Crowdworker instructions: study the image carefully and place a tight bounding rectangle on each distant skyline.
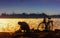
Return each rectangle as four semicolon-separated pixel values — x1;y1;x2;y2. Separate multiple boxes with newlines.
0;0;60;15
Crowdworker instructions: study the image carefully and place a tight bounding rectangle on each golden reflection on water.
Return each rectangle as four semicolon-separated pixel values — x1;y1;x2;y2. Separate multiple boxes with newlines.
0;18;59;32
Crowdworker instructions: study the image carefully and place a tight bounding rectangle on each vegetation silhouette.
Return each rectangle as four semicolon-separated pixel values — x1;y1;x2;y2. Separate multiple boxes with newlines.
1;13;60;18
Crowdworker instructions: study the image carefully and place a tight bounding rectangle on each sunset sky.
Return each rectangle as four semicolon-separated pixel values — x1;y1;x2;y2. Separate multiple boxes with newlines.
0;0;60;15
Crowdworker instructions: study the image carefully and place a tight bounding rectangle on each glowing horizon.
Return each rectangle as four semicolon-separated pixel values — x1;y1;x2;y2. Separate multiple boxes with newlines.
0;18;59;32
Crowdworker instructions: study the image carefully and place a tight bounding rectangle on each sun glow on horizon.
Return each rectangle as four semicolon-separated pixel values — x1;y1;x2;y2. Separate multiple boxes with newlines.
0;18;43;32
0;18;59;32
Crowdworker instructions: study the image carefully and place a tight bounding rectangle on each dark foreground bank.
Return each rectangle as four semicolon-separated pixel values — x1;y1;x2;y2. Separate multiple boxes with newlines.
0;30;60;38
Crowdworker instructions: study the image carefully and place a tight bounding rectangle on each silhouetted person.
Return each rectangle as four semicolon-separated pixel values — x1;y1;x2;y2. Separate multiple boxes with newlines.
18;22;30;32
